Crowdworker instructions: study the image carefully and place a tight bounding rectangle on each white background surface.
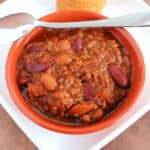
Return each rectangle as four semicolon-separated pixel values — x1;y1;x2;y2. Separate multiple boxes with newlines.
0;0;150;150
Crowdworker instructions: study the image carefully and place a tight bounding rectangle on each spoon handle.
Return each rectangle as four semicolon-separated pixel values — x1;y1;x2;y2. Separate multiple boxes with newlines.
34;11;150;28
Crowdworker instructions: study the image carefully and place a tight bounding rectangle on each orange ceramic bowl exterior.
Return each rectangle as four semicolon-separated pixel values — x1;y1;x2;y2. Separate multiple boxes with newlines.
6;10;145;134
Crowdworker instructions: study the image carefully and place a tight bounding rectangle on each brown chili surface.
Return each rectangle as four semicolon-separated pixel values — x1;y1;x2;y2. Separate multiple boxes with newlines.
17;28;132;125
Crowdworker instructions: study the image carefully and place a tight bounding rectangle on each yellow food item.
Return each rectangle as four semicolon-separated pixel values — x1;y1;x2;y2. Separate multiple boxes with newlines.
57;0;106;12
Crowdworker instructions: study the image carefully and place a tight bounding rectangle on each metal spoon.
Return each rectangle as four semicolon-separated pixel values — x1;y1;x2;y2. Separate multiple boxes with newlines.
0;11;150;43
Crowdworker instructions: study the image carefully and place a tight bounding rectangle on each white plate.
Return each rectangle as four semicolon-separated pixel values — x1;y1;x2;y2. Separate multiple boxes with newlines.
0;0;150;150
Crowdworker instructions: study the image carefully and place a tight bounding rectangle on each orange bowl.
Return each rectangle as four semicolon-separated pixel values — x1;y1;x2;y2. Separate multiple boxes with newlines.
6;10;145;134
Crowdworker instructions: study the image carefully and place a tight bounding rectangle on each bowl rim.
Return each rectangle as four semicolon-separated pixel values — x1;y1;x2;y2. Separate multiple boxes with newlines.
5;10;145;134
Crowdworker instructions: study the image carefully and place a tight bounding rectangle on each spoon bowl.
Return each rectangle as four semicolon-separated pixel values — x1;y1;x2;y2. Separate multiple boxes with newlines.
0;13;35;28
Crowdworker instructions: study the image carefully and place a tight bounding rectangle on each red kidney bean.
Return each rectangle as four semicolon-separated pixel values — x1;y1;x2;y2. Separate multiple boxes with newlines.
25;62;49;73
83;83;95;100
108;64;129;88
74;38;83;53
27;44;43;53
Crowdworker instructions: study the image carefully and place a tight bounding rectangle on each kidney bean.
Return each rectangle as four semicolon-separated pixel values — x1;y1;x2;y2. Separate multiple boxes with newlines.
83;83;95;100
108;64;129;88
28;45;43;52
74;38;83;53
25;62;49;73
27;43;44;52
